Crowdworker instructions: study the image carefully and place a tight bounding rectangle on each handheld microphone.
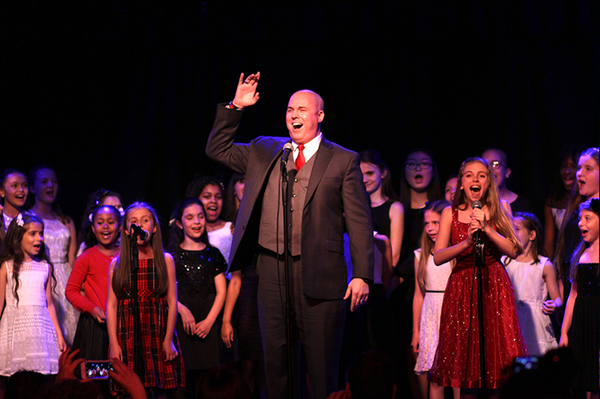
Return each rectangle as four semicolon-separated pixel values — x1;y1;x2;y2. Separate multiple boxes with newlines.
281;142;294;165
130;224;149;241
471;200;482;242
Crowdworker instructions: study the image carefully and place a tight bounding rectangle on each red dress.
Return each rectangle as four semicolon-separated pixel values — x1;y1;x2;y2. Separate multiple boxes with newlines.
117;258;185;389
429;208;527;389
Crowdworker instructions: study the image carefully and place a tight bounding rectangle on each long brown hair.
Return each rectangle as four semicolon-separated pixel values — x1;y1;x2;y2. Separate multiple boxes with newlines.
25;165;72;226
454;157;523;255
505;212;545;266
359;149;400;202
417;200;451;293
0;213;54;305
111;202;169;297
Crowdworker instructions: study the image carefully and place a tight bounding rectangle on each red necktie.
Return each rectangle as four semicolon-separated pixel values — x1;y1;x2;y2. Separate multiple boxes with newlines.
295;144;306;171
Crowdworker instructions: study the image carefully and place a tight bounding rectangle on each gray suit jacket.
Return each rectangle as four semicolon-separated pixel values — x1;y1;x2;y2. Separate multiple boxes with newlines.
206;104;374;300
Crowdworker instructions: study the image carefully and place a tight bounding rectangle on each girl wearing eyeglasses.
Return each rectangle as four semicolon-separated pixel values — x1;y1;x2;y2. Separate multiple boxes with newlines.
391;149;443;399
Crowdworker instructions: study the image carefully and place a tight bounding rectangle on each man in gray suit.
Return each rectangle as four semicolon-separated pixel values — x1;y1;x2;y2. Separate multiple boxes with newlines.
206;72;374;399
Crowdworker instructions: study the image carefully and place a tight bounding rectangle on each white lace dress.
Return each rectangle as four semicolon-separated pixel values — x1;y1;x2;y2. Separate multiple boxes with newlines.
43;218;80;347
2;213;14;232
414;249;453;373
208;221;233;264
0;260;60;376
503;256;558;356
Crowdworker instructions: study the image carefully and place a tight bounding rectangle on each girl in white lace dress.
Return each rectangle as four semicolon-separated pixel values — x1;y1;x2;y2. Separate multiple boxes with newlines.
503;213;561;356
0;213;66;381
28;166;79;347
412;200;458;399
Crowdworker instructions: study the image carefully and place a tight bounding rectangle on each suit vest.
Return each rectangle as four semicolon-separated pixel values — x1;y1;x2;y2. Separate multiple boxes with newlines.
258;149;316;256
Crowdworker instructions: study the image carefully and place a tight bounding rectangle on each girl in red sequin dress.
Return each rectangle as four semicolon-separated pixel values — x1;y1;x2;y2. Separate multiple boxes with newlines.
429;158;527;395
107;202;184;397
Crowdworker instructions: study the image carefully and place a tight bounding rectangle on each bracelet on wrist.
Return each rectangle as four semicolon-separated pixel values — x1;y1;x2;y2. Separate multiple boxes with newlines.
225;101;242;110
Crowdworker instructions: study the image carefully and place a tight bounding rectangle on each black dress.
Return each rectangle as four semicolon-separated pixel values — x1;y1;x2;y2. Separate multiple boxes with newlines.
175;247;227;370
569;263;599;392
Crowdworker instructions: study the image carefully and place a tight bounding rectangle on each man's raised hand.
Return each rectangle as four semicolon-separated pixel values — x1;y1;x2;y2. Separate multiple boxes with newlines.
232;72;261;109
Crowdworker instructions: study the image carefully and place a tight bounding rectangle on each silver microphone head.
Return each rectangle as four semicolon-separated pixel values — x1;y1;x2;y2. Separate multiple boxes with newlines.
472;200;483;210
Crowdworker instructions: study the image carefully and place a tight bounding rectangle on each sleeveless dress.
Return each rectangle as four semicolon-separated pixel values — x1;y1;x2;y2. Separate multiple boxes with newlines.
429;208;527;389
207;222;233;264
175;247;226;370
414;249;453;373
568;263;599;393
116;258;185;389
2;213;14;232
43;218;80;347
0;260;60;376
503;256;558;356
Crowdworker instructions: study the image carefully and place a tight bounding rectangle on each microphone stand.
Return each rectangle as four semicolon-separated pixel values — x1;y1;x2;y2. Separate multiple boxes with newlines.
474;231;488;399
281;157;294;399
129;230;145;382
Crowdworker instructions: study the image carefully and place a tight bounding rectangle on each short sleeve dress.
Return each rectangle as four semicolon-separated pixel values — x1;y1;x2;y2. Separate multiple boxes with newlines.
175;247;227;370
429;208;527;389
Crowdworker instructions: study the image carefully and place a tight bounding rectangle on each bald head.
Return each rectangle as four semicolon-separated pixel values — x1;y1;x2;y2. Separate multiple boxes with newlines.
286;90;325;145
293;90;324;111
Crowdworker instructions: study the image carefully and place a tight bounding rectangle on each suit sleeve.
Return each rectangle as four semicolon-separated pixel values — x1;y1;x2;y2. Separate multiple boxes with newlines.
342;152;374;283
205;104;251;173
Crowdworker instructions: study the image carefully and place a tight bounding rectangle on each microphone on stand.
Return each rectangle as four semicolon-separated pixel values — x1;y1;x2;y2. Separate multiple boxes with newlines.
281;142;294;164
472;200;483;243
281;142;294;174
130;224;149;241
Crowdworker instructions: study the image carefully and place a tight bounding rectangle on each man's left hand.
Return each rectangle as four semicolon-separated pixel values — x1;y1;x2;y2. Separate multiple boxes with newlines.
344;278;369;312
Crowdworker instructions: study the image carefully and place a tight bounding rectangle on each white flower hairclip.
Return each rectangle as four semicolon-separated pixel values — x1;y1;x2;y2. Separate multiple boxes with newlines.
15;213;24;227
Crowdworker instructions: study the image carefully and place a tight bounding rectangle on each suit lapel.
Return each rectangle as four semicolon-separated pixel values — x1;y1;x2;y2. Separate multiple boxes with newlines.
245;139;288;203
304;139;333;208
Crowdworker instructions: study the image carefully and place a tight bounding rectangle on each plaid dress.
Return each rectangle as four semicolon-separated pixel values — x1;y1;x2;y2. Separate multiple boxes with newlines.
117;258;185;389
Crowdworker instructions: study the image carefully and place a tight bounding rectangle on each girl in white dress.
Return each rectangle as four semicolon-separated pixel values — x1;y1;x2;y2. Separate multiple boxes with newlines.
503;212;561;356
0;213;66;394
411;200;458;399
28;166;79;347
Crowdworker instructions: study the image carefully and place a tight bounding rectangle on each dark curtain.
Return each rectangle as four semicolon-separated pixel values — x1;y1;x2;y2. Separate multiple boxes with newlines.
2;0;598;225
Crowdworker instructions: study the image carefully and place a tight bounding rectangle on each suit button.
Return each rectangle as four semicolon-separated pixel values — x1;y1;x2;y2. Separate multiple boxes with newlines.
294;179;298;182
292;194;296;198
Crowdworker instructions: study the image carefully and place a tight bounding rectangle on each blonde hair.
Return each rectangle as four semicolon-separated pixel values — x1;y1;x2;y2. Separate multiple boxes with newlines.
417;200;451;293
111;202;169;297
454;157;523;255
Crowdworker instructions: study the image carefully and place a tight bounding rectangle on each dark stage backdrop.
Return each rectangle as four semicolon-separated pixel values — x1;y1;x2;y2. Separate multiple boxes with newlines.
2;1;598;231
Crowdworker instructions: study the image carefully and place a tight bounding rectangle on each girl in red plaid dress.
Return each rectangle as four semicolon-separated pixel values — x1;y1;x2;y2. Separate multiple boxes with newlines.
107;202;185;397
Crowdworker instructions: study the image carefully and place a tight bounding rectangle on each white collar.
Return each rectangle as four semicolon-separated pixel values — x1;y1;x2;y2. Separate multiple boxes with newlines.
292;132;322;163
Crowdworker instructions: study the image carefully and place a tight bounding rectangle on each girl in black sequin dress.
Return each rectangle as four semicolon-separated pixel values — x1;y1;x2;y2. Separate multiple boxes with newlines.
169;198;227;399
560;198;599;397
